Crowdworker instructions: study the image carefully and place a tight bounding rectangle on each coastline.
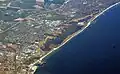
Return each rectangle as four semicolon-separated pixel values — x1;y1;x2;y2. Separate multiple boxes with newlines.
30;1;120;73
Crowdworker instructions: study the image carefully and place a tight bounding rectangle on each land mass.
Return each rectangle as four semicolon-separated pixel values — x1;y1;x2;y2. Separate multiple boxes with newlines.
0;0;120;74
30;2;120;73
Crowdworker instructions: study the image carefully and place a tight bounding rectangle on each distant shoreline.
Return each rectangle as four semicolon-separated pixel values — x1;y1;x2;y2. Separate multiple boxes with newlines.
30;1;120;73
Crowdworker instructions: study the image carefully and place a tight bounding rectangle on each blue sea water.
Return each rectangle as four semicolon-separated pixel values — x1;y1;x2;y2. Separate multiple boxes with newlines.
35;3;120;74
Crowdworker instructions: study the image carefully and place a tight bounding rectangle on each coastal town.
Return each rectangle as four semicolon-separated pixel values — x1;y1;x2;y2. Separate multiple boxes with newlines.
0;0;120;74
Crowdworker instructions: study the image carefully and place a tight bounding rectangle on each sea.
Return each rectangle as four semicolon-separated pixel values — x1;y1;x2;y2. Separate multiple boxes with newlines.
35;3;120;74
